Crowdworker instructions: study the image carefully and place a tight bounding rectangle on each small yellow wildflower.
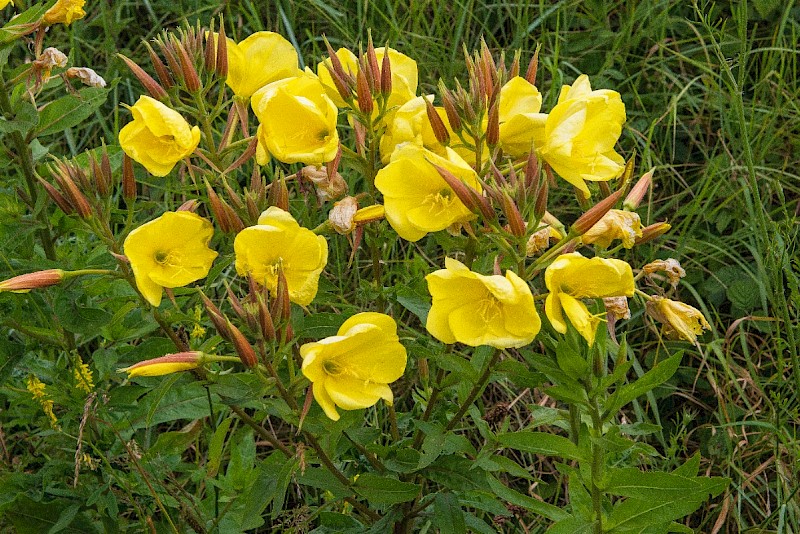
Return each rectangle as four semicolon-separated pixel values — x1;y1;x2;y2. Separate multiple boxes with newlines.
73;358;94;394
26;376;59;430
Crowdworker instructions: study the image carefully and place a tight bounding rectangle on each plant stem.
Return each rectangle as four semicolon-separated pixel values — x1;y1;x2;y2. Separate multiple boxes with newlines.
445;349;500;432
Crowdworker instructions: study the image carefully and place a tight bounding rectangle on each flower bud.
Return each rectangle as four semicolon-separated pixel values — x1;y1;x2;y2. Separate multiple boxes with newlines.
145;42;173;89
177;199;199;212
380;52;392;97
120;352;202;377
267;176;289;211
425;98;450;145
200;292;230;338
257;294;276;341
122;154;137;204
226;320;258;368
501;193;525;237
355;67;373;115
635;222;671;245
216;21;228;78
0;269;65;293
623;167;654;211
205;181;231;233
525;45;540;86
571;188;624;236
38;177;74;215
175;40;201;92
440;84;461;133
432;163;494;220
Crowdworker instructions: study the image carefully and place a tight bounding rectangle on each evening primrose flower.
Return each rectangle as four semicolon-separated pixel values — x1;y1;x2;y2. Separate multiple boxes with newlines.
301;312;407;421
545;253;634;345
498;76;546;159
0;0;13;9
374;144;481;242
251;74;339;165
581;209;642;249
646;297;711;343
318;46;418;111
119;96;201;177
426;258;541;348
224;31;301;99
234;207;328;306
538;74;626;198
42;0;85;26
124;212;218;307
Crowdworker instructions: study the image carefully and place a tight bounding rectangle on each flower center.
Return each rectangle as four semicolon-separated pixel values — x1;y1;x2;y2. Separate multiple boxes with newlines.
154;250;169;265
322;360;342;376
477;295;501;323
423;189;455;214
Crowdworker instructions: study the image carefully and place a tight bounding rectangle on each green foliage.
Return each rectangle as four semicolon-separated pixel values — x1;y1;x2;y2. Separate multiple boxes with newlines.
1;1;798;533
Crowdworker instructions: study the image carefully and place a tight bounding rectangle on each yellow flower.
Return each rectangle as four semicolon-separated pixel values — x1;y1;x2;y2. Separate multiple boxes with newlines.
234;207;328;306
119;95;201;177
426;258;540;348
538;74;626;198
121;352;203;377
318;46;418;111
498;76;546;159
42;0;85;26
646;297;711;343
379;96;448;163
0;0;13;9
124;212;218;307
374;144;481;242
581;209;643;249
301;312;407;421
73;358;94;394
545;253;634;345
251;74;339;165
224;31;301;98
26;376;59;430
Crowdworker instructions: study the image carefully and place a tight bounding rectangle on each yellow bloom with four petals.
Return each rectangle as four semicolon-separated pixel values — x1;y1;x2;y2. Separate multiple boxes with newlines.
119;95;201;177
426;258;541;348
251;74;339;165
374;144;481;242
379;96;448;163
544;253;634;345
301;312;407;421
497;76;545;159
0;0;14;10
224;31;302;99
124;212;218;307
234;207;328;306
538;74;626;198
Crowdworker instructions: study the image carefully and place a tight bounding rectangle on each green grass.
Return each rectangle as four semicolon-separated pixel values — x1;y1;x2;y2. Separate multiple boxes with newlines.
1;0;798;532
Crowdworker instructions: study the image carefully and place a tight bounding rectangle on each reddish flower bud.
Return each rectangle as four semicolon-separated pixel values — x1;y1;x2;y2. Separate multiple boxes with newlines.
525;45;540;86
145;42;173;89
175;40;201;92
572;188;625;236
425;98;450;145
624;167;654;211
216;21;228;78
380;51;392;97
486;103;499;148
635;222;672;245
122;154;137;204
118;54;168;101
355;67;373;115
0;269;65;292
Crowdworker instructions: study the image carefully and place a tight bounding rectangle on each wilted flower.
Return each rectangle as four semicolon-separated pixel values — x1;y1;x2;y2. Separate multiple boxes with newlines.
124;212;218;307
42;0;85;26
374;144;481;242
497;76;545;158
538;75;626;198
301;165;348;202
251;74;339;165
603;296;631;320
581;209;642;249
66;67;107;88
121;352;203;377
646;297;711;343
119;96;201;176
545;253;634;345
426;258;541;348
301;312;407;421
526;223;562;256
224;31;301;98
234;207;328;306
643;258;686;288
32;48;68;80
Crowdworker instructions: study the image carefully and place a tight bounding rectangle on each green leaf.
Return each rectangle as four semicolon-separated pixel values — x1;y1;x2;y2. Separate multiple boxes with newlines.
546;516;595;534
496;431;584;461
353;473;420;505
485;474;568;522
206;418;232;477
35;87;110;137
5;497;99;534
0;3;50;44
604;352;683;418
396;286;431;323
0;100;38;135
556;338;589;379
432;492;466;534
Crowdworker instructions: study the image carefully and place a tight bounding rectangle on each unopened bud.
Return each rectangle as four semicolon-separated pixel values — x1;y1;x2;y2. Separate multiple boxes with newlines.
119;54;167;101
366;36;381;92
635;222;671;245
486;103;499;147
66;67;106;88
355;67;373;115
381;51;392;97
145;42;173;89
226;320;258;368
440;86;461;133
175;41;201;92
623;167;654;211
425;98;450;145
121;351;202;377
501;193;525;237
206;181;231;233
534;179;548;220
525;45;540;86
432;163;494;220
271;269;291;323
204;27;217;72
122;154;137;204
257;294;276;341
200;292;230;337
571;188;624;236
38;177;74;215
0;269;65;293
268;176;289;211
177;199;199;212
216;21;228;78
